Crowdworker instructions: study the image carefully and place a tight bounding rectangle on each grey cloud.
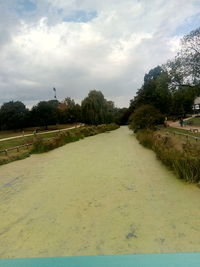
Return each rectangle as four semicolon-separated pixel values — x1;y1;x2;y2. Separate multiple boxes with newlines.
0;0;200;108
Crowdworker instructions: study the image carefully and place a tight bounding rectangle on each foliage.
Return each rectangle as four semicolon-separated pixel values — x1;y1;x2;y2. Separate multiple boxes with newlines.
0;90;123;131
0;101;29;130
129;105;165;131
131;67;171;115
81;90;116;125
0;151;30;166
58;97;81;123
136;129;200;183
128;28;200;119
165;28;200;88
30;100;59;129
31;123;119;153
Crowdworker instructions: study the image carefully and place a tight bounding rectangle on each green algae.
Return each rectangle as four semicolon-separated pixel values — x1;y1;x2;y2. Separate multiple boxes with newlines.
0;127;200;258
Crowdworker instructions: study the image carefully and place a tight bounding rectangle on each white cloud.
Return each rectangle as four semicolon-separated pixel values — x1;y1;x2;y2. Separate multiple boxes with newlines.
0;0;200;107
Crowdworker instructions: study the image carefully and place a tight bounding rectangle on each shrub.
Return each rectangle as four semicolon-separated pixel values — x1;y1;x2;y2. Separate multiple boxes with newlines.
136;129;200;183
129;105;165;132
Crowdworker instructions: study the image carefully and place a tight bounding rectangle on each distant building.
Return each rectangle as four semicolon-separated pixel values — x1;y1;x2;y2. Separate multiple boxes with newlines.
193;97;200;113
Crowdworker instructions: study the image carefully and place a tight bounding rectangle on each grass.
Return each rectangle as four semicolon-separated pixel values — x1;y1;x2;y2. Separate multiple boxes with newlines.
135;128;200;183
186;116;200;126
0;124;76;140
0;123;119;166
0;148;31;165
0;127;81;150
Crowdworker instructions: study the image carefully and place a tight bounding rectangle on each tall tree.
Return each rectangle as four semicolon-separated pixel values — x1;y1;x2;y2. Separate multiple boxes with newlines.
31;100;59;129
58;97;81;123
0;101;29;130
166;27;200;89
81;90;115;125
130;66;171;114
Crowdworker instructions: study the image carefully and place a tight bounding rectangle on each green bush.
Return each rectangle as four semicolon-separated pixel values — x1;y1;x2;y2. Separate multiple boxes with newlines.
129;105;165;132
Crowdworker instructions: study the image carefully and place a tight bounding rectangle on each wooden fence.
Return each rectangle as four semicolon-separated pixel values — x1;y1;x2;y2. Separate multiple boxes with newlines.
0;143;32;156
167;130;200;142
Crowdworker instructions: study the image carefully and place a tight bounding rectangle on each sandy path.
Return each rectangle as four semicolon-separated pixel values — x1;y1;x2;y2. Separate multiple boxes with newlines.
0;127;200;259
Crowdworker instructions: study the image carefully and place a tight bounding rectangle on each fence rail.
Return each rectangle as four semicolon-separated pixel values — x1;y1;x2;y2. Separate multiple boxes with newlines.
167;130;200;142
0;143;33;155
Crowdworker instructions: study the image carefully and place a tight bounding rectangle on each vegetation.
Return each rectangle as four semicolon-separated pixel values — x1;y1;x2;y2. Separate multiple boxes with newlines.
126;27;200;123
129;105;164;132
127;27;200;183
0;123;119;165
136;129;200;183
0;90;126;132
186;116;200;126
81;90;115;125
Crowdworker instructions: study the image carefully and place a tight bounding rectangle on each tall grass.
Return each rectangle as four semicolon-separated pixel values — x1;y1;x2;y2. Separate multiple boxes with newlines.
136;129;200;183
0;124;119;165
31;123;119;154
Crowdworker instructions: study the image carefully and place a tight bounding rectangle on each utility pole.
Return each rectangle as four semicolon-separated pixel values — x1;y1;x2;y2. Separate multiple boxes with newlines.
53;87;57;100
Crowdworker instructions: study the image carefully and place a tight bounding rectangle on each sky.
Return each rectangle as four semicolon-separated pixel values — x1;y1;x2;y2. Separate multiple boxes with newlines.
0;0;200;108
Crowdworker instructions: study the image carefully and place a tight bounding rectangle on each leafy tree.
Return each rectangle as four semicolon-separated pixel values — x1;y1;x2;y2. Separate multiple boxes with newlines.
58;97;81;123
106;100;116;123
131;66;171;114
180;27;200;82
129;105;165;132
170;86;197;116
31;100;59;129
81;90;114;125
166;27;200;89
0;101;29;130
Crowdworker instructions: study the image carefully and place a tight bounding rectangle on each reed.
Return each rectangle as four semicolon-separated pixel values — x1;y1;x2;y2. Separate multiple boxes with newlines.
136;129;200;183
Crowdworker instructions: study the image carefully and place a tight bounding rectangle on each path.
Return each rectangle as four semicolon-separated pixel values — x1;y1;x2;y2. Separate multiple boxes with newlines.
0;124;83;142
168;116;200;131
0;127;199;258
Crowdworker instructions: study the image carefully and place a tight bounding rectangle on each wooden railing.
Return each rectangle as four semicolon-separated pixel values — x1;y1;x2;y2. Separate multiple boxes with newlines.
167;130;200;142
0;143;32;156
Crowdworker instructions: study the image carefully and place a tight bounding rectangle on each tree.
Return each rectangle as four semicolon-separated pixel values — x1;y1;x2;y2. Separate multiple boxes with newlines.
180;27;200;82
0;101;29;130
129;105;165;132
166;27;200;89
31;100;59;129
170;86;197;116
58;97;81;123
130;66;171;114
81;90;115;125
114;107;129;125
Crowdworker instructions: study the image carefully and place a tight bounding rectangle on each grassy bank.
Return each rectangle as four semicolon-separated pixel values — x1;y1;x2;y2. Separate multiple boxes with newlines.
0;123;119;165
135;128;200;183
187;116;200;126
0;124;76;140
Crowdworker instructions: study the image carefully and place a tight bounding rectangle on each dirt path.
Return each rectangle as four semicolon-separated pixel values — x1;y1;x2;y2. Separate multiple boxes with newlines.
0;125;83;142
0;127;199;258
168;117;200;131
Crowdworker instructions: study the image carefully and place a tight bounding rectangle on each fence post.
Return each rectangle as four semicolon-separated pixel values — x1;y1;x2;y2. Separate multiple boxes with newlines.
4;149;7;156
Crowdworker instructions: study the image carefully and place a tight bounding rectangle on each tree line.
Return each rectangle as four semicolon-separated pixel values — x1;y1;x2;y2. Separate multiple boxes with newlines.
127;27;200;129
0;90;126;130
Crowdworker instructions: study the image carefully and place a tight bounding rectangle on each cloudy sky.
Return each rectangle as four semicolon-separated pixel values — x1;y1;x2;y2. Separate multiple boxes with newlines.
0;0;200;108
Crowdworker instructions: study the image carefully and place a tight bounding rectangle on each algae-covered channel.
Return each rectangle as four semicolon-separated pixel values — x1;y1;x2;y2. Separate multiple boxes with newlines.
0;127;200;258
